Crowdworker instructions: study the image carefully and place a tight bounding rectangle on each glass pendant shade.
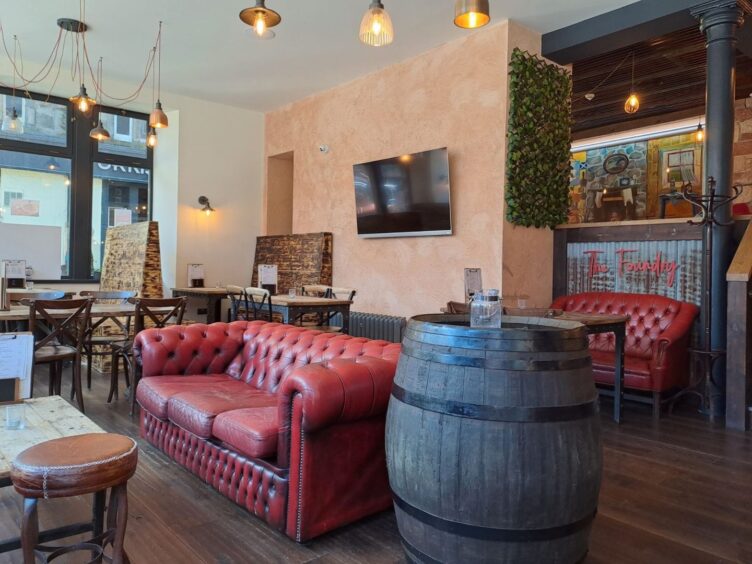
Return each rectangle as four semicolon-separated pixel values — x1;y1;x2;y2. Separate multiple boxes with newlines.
359;1;394;47
149;100;169;129
624;93;640;114
1;107;23;134
454;0;490;29
239;1;281;38
70;84;96;114
147;127;158;148
89;121;111;141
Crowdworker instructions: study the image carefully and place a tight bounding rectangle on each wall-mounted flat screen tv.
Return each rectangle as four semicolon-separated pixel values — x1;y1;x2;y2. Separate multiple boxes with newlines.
353;147;451;238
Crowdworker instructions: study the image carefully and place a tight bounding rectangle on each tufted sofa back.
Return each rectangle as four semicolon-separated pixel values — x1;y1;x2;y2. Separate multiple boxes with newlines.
134;320;401;394
551;292;696;360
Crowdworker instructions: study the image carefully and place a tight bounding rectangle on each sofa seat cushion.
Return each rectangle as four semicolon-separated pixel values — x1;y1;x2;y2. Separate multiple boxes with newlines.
590;350;653;391
167;387;276;438
212;407;279;460
137;374;237;419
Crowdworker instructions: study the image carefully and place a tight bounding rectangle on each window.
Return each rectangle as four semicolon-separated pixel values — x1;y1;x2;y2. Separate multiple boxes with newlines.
0;88;153;281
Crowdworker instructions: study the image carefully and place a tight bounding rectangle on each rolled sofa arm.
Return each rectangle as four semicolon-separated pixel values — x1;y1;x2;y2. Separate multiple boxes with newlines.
278;356;397;433
133;322;248;378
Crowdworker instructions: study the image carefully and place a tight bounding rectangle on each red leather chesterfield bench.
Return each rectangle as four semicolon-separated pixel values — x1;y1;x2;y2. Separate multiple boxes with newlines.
133;320;400;542
551;292;698;415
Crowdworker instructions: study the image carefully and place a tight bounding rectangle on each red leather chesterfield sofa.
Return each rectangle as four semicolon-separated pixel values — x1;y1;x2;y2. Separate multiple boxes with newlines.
551;292;698;414
133;320;400;542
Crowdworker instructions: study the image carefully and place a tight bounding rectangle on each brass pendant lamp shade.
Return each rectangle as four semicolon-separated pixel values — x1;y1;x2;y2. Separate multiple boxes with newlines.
359;1;394;47
149;100;169;129
89;121;111;141
454;0;490;29
240;0;282;38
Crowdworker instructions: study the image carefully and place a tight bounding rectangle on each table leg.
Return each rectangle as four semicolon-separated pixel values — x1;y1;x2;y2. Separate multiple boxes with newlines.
207;297;223;324
614;326;625;424
341;308;350;334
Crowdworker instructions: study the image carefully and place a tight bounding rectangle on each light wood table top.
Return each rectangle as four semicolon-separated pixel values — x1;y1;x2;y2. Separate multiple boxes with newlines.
0;396;104;480
264;295;352;307
558;312;631;327
172;287;231;296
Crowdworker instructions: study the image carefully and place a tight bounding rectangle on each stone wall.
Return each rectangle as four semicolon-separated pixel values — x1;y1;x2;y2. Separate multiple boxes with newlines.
734;97;752;201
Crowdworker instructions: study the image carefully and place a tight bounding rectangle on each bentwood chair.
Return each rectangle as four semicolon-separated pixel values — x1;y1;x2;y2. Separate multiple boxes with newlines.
227;285;251;321
24;298;93;412
115;297;187;415
244;287;274;321
79;290;138;391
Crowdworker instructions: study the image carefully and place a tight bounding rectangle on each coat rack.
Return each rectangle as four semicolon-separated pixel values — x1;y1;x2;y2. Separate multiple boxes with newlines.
673;177;741;419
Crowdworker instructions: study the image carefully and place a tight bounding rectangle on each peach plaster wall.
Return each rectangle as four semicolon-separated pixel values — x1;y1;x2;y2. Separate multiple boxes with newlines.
265;21;544;318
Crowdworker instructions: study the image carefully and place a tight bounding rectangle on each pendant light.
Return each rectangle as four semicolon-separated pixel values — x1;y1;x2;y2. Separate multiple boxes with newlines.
149;22;169;129
454;0;490;29
70;84;96;115
695;119;705;143
239;1;281;39
624;53;640;114
2;36;24;135
89;58;111;141
359;1;394;47
147;127;158;148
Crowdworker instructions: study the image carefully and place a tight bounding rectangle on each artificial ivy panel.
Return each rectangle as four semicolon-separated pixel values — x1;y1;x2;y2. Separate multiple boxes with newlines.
506;48;573;228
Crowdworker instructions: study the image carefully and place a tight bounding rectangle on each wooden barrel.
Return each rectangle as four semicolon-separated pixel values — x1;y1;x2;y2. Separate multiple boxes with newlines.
386;314;602;564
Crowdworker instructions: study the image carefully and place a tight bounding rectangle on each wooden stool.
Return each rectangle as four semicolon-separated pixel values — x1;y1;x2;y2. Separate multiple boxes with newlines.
10;433;138;563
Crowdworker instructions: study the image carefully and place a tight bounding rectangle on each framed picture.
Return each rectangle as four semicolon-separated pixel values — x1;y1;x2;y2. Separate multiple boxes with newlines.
603;153;630;174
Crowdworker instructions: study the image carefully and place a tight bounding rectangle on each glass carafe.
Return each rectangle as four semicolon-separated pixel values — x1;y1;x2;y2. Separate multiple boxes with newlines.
470;289;501;328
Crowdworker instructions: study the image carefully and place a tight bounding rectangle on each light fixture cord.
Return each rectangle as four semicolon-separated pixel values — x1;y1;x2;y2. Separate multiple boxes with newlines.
581;50;632;100
157;21;162;101
631;52;635;93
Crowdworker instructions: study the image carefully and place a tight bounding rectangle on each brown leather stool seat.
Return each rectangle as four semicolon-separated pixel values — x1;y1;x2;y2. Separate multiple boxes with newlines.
12;434;138;499
10;433;138;564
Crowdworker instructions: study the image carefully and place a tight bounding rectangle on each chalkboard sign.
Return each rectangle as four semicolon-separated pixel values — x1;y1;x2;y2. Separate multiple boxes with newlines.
0;377;19;404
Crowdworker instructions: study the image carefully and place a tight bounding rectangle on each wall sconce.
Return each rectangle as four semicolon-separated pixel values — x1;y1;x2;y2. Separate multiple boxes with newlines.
198;196;215;216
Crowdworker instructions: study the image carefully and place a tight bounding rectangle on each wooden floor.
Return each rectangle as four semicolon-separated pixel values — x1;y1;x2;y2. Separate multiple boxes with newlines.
1;371;751;563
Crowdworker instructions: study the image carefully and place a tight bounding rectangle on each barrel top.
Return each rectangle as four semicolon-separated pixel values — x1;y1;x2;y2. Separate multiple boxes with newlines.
408;314;586;339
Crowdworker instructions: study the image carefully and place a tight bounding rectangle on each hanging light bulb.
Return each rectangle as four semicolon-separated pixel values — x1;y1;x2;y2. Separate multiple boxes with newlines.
147;127;158;148
359;1;394;47
69;84;96;115
46;158;58;171
624;53;640;115
695;121;705;143
624;93;640;114
1;107;23;134
454;0;490;29
240;1;281;39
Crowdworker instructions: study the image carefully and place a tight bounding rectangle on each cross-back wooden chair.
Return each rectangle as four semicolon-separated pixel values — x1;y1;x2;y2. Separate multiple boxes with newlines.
24;297;93;412
79;290;138;391
116;297;187;415
298;286;356;332
244;287;274;321
227;285;250;321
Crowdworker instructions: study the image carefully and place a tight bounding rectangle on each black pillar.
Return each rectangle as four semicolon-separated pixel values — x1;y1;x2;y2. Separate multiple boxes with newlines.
692;0;749;415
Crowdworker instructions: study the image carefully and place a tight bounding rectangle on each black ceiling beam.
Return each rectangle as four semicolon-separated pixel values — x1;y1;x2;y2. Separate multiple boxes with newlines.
542;0;701;64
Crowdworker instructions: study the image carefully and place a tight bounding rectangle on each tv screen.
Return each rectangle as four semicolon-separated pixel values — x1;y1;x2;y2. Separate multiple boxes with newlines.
353;147;451;238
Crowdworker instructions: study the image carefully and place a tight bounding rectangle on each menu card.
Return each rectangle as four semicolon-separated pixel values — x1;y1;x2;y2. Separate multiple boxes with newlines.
464;268;483;301
4;260;26;289
258;265;278;286
0;333;34;401
187;264;205;288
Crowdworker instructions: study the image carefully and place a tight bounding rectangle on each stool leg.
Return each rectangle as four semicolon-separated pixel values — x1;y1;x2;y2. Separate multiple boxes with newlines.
21;498;38;564
108;350;119;404
72;358;85;413
108;483;129;564
92;489;106;562
48;363;55;396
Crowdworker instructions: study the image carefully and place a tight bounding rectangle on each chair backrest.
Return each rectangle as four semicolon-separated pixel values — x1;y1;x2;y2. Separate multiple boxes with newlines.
445;301;469;314
79;290;137;303
244;287;273;321
226;285;248;322
326;286;356;301
301;284;329;297
131;297;187;333
25;298;93;352
11;291;65;303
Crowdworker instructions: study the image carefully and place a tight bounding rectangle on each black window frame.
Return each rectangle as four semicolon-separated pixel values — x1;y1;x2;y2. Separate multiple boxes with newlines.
0;86;153;282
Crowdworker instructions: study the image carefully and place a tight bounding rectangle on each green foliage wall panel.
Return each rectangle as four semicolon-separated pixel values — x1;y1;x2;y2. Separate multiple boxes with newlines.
506;48;573;228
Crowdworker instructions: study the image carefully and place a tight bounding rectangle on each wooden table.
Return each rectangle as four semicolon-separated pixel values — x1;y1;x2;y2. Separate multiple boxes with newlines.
8;288;76;300
251;295;353;333
0;303;164;323
171;287;229;323
559;312;630;424
0;396;105;553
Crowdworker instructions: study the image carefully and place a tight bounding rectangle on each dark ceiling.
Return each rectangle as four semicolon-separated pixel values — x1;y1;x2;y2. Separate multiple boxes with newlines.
572;26;752;134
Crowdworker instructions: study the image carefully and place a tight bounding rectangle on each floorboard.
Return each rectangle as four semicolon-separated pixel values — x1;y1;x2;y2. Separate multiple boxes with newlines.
0;369;750;563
